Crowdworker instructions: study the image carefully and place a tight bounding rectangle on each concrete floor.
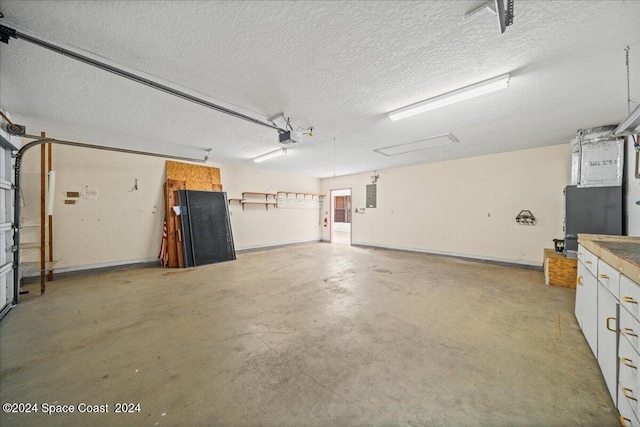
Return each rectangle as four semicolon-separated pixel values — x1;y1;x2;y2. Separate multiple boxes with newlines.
0;243;618;426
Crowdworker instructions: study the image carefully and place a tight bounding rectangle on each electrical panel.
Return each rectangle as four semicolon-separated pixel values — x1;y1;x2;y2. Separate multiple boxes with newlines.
366;184;377;208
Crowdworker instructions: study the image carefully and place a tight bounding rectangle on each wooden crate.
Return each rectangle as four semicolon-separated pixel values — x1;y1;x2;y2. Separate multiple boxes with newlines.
544;248;577;288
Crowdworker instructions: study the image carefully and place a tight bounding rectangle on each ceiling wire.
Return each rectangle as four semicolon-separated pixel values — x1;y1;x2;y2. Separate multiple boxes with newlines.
623;45;639;151
438;142;442;176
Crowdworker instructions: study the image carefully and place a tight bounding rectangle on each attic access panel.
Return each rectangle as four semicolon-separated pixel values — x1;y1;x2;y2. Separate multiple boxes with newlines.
374;133;459;156
178;190;236;267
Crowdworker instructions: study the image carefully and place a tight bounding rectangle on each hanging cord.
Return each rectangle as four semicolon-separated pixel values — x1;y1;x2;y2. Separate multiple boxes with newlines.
626;45;632;114
333;137;336;179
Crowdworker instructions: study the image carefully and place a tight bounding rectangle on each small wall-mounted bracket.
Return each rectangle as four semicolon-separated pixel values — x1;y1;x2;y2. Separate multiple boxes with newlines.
464;0;497;20
515;210;536;225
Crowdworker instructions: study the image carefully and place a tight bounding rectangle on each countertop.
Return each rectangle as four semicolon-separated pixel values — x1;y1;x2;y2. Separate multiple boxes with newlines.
578;234;640;285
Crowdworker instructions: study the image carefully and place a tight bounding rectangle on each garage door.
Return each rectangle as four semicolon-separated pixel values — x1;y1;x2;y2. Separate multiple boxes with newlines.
1;134;18;319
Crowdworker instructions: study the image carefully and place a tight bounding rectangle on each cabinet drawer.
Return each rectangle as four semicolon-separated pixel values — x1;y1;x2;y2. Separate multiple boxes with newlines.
622;276;640;322
598;258;621;297
577;244;598;276
622;308;640;355
620;335;640;405
577;244;587;264
620;384;640;427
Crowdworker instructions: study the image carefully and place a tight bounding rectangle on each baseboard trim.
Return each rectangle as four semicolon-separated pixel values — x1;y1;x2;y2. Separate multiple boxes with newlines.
237;239;322;254
351;242;542;270
19;239;539;284
21;258;160;284
21;240;324;283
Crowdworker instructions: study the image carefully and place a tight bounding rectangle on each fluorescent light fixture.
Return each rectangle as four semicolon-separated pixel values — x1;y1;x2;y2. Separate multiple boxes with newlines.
613;104;640;135
253;148;287;163
388;73;510;121
374;133;459;156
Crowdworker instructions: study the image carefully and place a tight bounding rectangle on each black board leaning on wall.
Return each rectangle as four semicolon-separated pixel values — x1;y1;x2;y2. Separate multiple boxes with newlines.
178;190;236;267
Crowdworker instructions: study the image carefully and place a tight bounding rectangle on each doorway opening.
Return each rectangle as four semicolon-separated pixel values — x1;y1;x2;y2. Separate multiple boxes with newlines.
330;188;352;245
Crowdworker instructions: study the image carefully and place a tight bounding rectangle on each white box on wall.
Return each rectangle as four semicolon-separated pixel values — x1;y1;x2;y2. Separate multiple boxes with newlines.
578;139;624;187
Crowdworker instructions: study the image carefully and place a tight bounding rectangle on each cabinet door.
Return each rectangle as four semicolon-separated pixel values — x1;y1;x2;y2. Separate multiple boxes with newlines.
576;260;588;325
597;283;618;403
575;260;589;324
577;261;598;357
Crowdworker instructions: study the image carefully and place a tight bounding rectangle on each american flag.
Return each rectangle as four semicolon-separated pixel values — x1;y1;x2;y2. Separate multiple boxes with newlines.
159;220;168;267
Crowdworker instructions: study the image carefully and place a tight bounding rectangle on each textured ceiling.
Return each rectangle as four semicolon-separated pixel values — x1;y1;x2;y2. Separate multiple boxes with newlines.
0;1;639;178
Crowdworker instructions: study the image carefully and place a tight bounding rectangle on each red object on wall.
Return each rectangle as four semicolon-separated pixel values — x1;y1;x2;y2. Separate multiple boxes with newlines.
323;218;327;227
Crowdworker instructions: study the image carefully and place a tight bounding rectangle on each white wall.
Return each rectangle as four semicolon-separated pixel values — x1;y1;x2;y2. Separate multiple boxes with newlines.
20;144;321;272
624;136;640;236
221;164;322;250
322;144;571;266
17;135;634;272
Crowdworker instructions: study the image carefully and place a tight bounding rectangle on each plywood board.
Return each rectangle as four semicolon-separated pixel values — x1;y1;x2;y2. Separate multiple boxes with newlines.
164;182;178;267
186;181;223;192
164;161;223;268
544;248;577;288
166;161;221;185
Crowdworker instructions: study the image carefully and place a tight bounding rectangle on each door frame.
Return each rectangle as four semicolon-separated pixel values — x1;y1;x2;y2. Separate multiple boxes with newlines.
329;188;352;245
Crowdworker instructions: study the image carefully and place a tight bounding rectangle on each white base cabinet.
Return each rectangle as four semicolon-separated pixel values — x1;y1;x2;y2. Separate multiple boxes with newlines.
575;237;640;425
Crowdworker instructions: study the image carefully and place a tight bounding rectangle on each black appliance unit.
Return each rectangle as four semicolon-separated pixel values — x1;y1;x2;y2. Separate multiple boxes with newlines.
564;185;622;258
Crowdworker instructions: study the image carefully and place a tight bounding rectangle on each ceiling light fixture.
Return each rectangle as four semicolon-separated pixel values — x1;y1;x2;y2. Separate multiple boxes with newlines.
388;74;510;121
253;148;287;163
